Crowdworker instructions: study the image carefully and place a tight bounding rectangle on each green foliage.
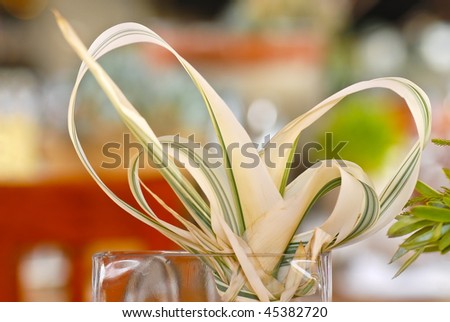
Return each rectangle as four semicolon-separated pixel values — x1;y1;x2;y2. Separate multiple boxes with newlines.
431;138;450;147
388;140;450;277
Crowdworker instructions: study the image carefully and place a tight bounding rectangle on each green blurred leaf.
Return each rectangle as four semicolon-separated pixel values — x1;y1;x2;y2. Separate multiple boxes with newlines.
411;206;450;222
433;222;443;239
442;245;450;254
426;201;446;208
423;245;440;252
393;248;424;278
415;181;440;198
401;225;442;250
432;138;450;147
389;247;408;264
387;216;433;238
443;197;450;208
443;168;450;181
438;229;450;252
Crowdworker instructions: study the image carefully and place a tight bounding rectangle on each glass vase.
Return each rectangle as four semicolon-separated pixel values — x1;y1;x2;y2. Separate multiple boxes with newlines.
92;251;331;302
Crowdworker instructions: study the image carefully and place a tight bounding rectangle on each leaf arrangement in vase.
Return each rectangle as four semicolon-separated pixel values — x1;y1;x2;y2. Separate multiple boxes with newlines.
55;12;432;301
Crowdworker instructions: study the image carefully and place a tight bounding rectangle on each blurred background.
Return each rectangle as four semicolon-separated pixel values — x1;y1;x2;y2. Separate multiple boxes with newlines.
1;0;450;301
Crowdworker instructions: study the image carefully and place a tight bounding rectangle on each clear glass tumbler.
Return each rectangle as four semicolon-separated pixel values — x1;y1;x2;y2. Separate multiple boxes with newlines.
92;251;331;302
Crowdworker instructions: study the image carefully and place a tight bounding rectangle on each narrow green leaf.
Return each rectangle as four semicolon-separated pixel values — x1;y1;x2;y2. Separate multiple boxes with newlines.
443;197;450;208
438;228;450;251
387;217;433;238
431;138;450;146
426;201;446;208
422;245;440;252
389;247;408;264
443;168;450;181
393;248;424;278
441;245;450;254
432;222;444;240
401;226;435;250
401;223;448;251
415;181;440;198
411;206;450;222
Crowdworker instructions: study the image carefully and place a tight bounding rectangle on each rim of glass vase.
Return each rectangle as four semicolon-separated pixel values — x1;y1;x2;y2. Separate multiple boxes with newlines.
93;250;330;260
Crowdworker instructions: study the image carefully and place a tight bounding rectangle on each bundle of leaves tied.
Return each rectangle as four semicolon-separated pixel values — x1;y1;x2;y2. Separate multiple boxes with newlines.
56;11;432;301
388;139;450;277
